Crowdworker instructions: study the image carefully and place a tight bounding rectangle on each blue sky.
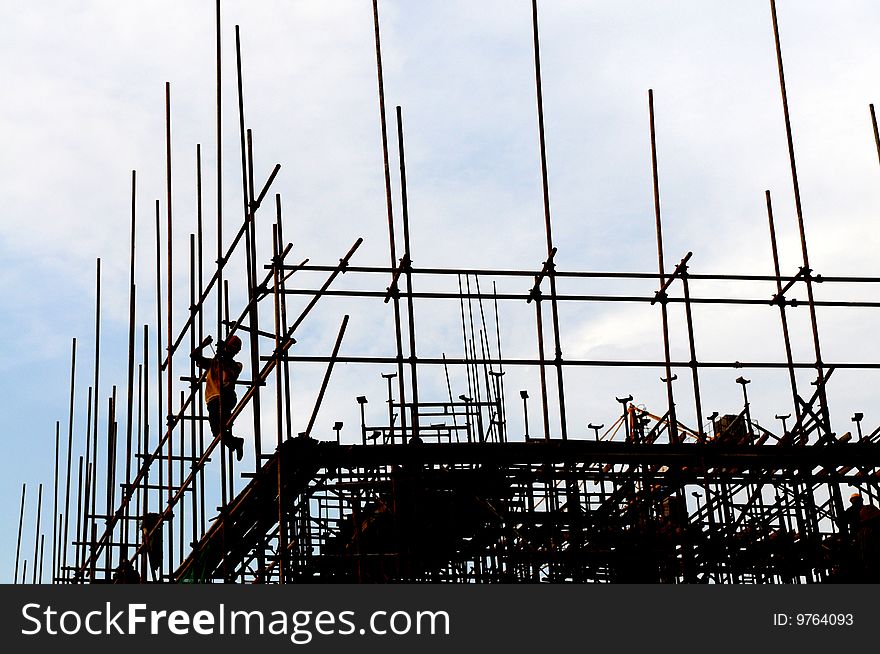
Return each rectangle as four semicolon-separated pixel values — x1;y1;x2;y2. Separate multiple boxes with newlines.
1;1;879;582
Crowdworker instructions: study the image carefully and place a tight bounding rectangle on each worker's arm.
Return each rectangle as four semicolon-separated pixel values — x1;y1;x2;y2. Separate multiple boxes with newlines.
191;336;214;369
230;360;243;382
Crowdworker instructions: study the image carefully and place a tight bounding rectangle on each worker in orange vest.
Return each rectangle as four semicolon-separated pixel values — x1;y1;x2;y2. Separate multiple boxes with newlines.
192;334;245;461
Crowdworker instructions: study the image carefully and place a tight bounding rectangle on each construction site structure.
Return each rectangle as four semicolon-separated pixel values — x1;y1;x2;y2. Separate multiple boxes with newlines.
12;0;880;585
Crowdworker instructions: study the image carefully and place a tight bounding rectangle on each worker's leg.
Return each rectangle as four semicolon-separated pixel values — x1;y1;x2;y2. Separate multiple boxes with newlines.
206;397;221;438
218;390;243;460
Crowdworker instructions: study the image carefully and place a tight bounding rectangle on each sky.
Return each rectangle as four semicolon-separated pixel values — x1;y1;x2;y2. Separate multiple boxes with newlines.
1;0;879;583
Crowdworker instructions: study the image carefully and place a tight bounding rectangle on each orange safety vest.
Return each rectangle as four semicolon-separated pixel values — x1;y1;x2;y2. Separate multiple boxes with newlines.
204;357;242;402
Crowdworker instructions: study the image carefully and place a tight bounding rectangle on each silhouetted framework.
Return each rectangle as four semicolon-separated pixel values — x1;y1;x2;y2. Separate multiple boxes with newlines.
16;0;880;585
175;416;880;584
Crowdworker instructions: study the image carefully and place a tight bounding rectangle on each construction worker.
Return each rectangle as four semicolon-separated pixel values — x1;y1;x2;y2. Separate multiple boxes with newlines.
192;334;245;461
112;558;139;584
843;493;864;535
141;512;163;581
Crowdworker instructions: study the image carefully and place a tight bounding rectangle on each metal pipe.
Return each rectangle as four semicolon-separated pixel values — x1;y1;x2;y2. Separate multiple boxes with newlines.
277;261;880;284
165;81;175;574
648;89;678;444
189;234;199;553
123;170;137;553
153;199;164;572
465;277;485;441
270;353;880;371
14;483;25;584
534;286;551;440
681;269;704;440
371;0;409;443
216;0;223;347
224;279;235;509
245;129;264;470
305;316;350;438
51;421;59;584
90;259;101;560
272;225;284;583
530;0;568;440
769;0;831;438
61;338;76;583
216;0;227;579
39;534;45;584
274;195;293;442
73;457;83;583
32;483;43;584
136;362;143;580
235;29;264;471
493;281;508;442
196;145;207;536
770;0;845;549
275;284;880;308
765;190;803;431
275;195;293;443
457;275;474;438
396;106;420;441
77;387;92;579
142;324;150;545
104;390;117;576
179;389;186;560
870;104;880;167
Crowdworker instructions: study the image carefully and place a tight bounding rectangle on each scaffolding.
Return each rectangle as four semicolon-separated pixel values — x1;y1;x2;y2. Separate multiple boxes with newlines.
13;0;880;584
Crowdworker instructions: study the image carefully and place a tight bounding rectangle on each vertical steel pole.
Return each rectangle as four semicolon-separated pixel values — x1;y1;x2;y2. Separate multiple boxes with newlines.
769;0;830;436
73;457;83;583
90;259;101;553
492;281;508;442
648;89;679;443
457;274;475;439
769;0;843;544
142;323;150;582
371;0;409;443
179;389;186;560
51;422;59;584
189;234;199;552
154;199;164;574
235;27;264;472
870;104;880;167
14;483;25;584
223;280;235;505
38;534;45;584
196;145;207;536
78;386;92;579
765;191;803;431
216;3;227;580
135;362;143;574
275;194;293;443
61;338;76;582
530;0;568;439
105;390;117;577
680;270;704;440
32;483;43;584
273;225;285;583
245;130;263;468
534;287;550;440
165;81;175;575
89;523;97;581
395;106;420;440
124;170;137;553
